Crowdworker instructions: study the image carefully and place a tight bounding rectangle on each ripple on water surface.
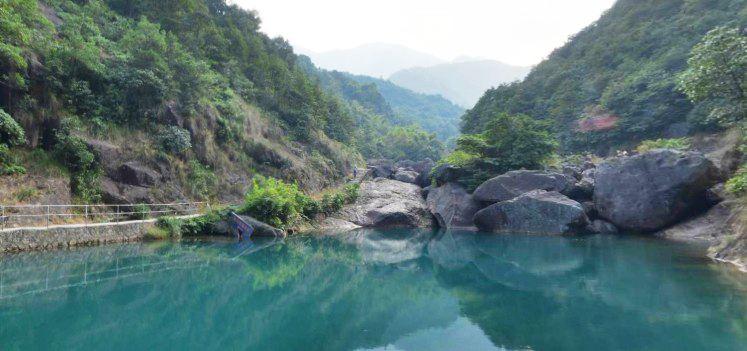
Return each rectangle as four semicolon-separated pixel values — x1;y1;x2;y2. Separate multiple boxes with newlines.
1;229;746;351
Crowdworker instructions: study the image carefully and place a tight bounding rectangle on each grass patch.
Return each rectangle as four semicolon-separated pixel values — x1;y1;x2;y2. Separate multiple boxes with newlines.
14;187;38;202
636;137;691;153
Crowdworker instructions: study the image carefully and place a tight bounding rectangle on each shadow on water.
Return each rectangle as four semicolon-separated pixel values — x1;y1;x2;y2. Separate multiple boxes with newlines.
0;229;746;351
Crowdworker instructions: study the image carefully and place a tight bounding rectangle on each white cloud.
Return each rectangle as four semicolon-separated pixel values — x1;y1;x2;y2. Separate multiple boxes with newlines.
230;0;616;66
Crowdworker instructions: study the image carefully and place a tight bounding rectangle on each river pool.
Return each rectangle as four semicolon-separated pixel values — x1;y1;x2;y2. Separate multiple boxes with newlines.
1;229;746;351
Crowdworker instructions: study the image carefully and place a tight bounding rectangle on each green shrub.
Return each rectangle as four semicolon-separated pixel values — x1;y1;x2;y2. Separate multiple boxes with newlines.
636;137;691;153
436;150;479;168
320;192;345;215
152;211;224;238
726;166;747;195
14;186;37;202
0;108;25;146
187;160;217;200
342;183;359;203
239;176;316;229
54;127;101;202
158;126;192;154
131;204;151;220
155;216;184;238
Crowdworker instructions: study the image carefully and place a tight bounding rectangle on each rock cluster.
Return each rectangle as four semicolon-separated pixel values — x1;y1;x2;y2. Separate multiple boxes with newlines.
387;149;724;237
332;150;723;237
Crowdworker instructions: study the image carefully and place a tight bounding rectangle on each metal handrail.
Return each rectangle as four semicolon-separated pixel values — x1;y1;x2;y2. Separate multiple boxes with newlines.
0;202;208;230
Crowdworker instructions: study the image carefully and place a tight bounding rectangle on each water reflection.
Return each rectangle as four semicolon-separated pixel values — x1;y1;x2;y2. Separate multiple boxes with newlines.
0;230;746;351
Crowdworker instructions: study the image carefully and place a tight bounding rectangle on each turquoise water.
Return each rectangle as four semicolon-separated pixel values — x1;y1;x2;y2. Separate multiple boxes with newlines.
1;230;747;351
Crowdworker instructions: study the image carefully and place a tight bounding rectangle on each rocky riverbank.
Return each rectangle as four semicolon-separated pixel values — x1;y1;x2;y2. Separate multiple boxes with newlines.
321;143;746;271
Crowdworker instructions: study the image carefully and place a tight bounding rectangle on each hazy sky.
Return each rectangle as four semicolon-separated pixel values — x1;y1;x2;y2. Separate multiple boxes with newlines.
231;0;617;66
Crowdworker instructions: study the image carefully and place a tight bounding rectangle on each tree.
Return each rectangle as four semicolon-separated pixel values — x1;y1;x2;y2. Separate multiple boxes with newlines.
678;26;747;125
445;113;557;190
458;113;557;171
0;0;52;107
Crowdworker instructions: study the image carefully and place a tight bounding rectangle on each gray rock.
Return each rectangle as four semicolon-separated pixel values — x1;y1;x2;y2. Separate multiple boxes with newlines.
562;165;582;180
367;159;395;179
473;170;574;204
587;219;618;234
117;161;161;187
657;201;737;246
100;177;154;204
395;159;435;187
426;182;482;229
393;169;420;185
239;215;286;237
100;177;128;204
334;178;434;228
421;185;432;197
565;169;595;201
214;215;286;238
594;149;719;232
473;190;589;235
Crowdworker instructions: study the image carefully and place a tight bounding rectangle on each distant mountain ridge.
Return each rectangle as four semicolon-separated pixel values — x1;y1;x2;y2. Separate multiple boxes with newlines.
297;56;464;142
389;60;531;108
304;43;445;78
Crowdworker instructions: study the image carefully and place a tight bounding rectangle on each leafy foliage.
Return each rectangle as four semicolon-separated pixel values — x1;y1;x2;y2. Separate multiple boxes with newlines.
239;176;359;229
636;137;691;153
239;176;317;229
0;108;25;146
443;113;558;190
158;126;192;155
726;165;747;195
53;123;101;202
678;26;746;126
461;0;747;153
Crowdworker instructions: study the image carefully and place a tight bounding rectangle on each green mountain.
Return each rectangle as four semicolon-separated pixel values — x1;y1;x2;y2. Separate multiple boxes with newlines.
349;74;465;142
461;0;747;154
297;56;446;160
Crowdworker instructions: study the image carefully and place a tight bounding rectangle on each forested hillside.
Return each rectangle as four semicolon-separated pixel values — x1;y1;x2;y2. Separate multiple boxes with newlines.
462;0;747;154
349;74;464;142
0;0;441;204
297;57;446;160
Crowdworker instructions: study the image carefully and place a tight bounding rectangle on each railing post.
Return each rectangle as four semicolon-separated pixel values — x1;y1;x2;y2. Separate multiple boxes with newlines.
116;205;120;223
46;205;50;228
84;205;89;225
1;205;4;231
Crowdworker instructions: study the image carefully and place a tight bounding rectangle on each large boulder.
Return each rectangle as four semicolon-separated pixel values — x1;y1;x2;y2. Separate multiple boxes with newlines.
239;215;286;237
473;190;588;235
594;149;720;232
395;158;435;187
117;161;161;187
367;159;395;179
473;170;574;204
214;215;286;238
334;178;434;228
393;169;420;185
100;177;154;204
426;182;482;229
